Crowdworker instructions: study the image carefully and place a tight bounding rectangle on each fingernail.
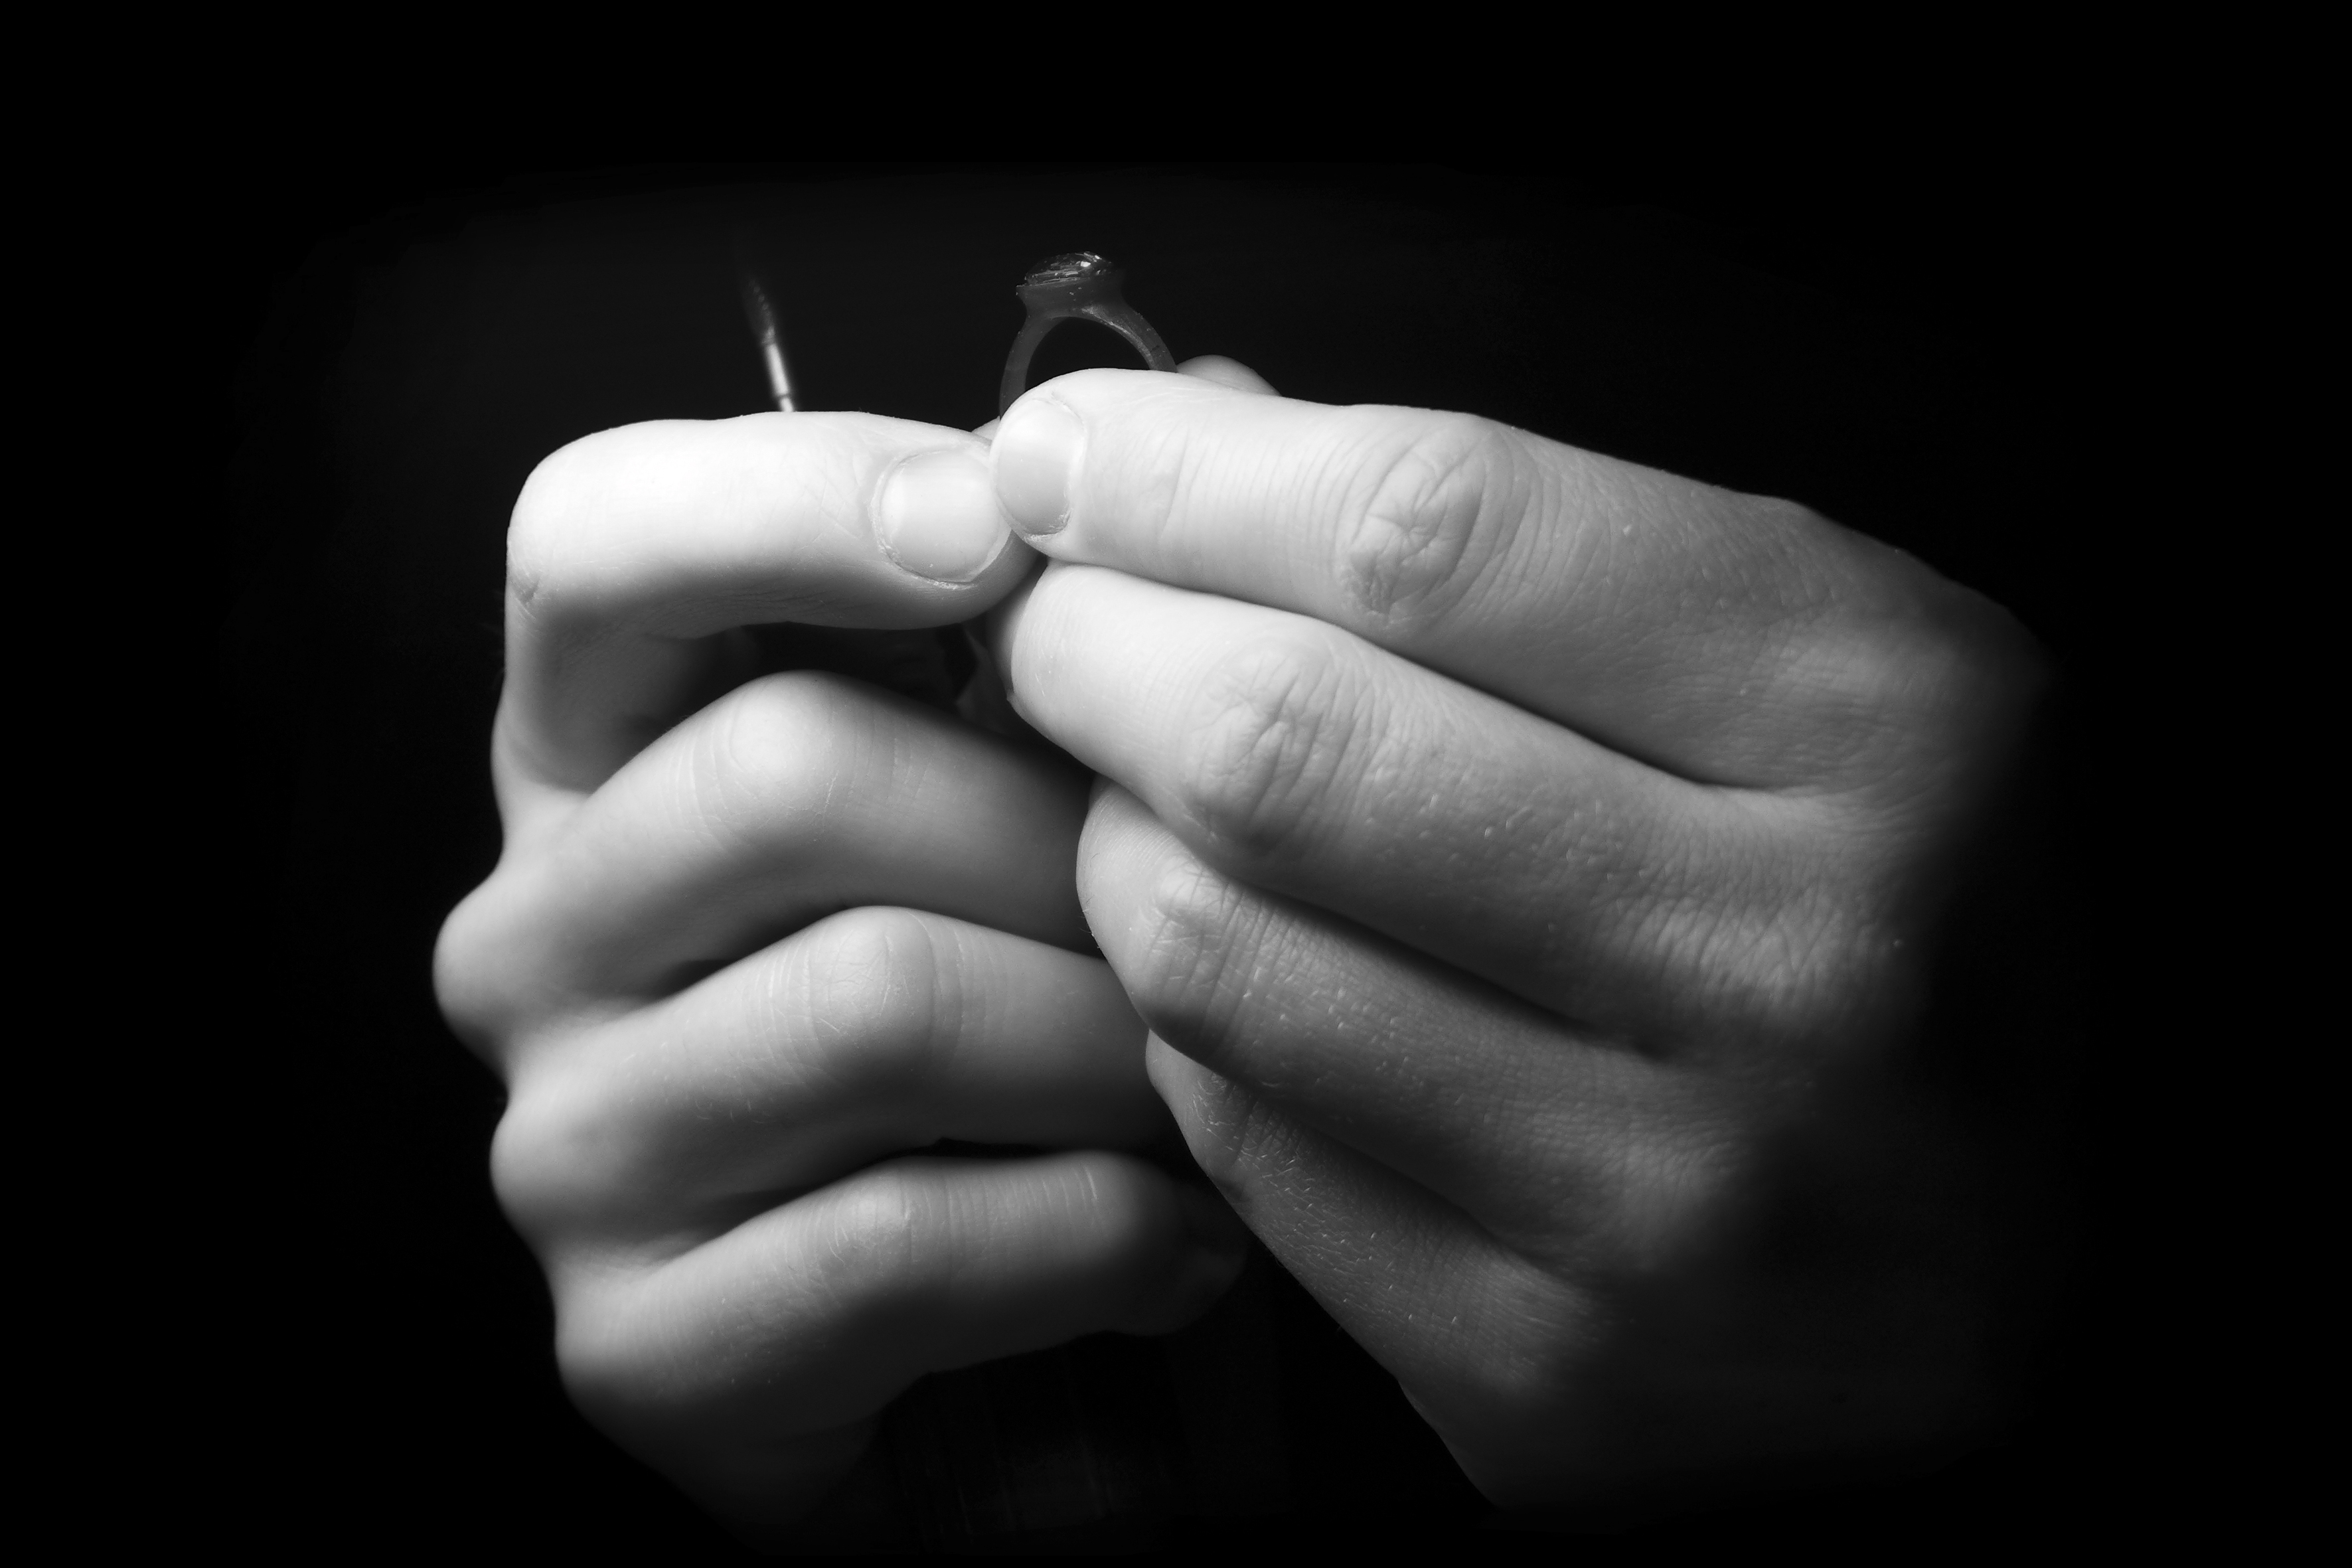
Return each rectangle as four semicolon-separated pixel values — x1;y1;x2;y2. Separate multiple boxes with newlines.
992;396;1085;537
876;449;1011;584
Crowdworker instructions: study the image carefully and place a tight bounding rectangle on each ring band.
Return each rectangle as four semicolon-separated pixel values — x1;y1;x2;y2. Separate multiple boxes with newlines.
999;253;1176;416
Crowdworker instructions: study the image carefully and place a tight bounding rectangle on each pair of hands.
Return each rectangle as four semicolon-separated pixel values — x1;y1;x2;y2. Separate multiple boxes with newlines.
435;356;2042;1541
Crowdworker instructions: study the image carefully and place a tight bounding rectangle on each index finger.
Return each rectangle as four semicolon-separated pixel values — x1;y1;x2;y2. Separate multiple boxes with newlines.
990;372;2017;791
499;412;1028;801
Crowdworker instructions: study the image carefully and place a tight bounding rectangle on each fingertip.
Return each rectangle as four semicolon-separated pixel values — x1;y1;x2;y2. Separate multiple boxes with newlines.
1176;354;1279;396
1097;1160;1249;1336
1072;785;1193;963
1140;1031;1245;1182
977;554;1051;702
895;1150;1218;1349
1073;779;1160;902
1117;1234;1248;1336
1174;1178;1252;1261
1079;775;1148;824
990;392;1084;540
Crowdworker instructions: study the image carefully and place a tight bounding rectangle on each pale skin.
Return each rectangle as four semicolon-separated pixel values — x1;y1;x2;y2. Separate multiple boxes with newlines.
435;356;2044;1543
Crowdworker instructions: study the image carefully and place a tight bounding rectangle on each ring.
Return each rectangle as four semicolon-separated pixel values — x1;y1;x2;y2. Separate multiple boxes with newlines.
999;253;1176;416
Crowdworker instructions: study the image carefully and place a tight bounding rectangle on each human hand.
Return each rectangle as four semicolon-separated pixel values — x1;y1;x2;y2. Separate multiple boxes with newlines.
985;367;2047;1508
431;408;1247;1543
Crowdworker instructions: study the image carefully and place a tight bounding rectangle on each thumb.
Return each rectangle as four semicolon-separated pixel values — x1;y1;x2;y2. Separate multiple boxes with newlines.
969;354;1277;441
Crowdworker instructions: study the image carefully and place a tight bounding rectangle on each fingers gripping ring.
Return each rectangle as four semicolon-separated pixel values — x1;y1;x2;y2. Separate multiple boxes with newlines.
999;253;1176;416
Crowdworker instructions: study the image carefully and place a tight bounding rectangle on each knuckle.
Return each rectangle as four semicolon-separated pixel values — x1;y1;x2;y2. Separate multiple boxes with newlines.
1339;414;1524;629
504;433;619;619
1781;529;2053;797
431;877;528;1062
789;908;948;1099
693;674;882;848
490;1069;628;1242
1177;631;1358;864
1461;1281;1593;1421
431;889;499;1044
552;1286;684;1436
821;1164;937;1305
1903;595;2050;768
708;672;844;788
1180;1071;1290;1202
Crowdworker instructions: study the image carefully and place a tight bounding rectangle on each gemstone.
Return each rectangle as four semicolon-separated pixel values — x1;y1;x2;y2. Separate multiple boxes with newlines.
1022;252;1113;288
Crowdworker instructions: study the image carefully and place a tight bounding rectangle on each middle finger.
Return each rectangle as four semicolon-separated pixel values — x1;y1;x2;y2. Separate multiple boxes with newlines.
998;563;1833;1042
443;670;1093;1032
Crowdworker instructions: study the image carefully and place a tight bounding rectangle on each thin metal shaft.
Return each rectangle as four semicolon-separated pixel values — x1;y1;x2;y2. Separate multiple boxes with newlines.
738;268;798;412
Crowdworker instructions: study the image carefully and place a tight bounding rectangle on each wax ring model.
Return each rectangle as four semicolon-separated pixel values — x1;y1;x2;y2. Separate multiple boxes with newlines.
998;253;1176;416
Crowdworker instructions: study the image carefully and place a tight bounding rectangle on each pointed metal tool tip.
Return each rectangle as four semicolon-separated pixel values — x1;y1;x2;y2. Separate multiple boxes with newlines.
738;270;782;347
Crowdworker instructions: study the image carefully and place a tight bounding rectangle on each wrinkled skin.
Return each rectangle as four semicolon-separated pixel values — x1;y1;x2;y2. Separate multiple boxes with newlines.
436;356;2044;1543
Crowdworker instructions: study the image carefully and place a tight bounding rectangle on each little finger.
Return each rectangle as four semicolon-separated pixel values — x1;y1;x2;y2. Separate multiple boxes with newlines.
554;1150;1246;1466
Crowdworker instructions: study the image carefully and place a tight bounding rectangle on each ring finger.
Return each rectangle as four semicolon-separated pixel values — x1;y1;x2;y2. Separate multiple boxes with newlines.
1077;787;1736;1258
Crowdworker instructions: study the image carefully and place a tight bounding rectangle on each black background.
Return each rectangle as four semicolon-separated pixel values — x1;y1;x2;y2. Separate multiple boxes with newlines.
214;164;2130;1553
